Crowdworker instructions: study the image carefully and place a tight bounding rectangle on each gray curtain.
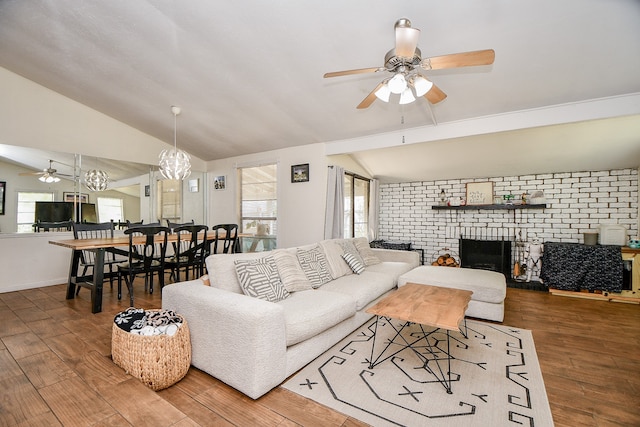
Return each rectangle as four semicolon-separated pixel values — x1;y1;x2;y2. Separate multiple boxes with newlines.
368;178;379;241
324;165;344;239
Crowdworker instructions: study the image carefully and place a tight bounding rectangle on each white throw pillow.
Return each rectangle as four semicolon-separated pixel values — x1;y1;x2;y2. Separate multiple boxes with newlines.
272;249;313;292
296;245;333;288
353;237;381;266
234;257;290;302
319;240;352;279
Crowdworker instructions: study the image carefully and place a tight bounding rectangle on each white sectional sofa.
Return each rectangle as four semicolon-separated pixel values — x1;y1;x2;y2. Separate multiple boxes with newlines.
162;237;420;399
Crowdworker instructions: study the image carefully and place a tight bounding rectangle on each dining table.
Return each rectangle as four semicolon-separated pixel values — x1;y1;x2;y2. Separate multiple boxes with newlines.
49;231;250;313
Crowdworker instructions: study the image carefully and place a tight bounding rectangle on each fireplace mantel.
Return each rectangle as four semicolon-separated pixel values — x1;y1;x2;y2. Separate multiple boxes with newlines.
432;204;547;211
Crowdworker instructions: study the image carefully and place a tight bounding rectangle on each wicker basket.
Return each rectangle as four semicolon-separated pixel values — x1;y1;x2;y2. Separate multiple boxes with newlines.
111;311;191;391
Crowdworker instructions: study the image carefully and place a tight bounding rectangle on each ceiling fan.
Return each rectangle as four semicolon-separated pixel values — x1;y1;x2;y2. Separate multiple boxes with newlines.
19;159;72;183
324;18;495;109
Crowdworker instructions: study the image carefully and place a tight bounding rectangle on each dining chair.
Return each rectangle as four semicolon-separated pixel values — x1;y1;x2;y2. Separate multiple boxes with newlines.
71;220;119;295
117;226;169;307
165;224;208;282
166;219;194;230
210;223;239;254
34;220;72;232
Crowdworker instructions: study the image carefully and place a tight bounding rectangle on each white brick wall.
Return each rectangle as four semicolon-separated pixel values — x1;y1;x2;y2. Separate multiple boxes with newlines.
378;169;639;268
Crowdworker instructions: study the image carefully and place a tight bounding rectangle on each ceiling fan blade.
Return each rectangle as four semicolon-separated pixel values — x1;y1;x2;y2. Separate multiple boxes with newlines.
324;67;381;78
422;49;495;70
357;82;385;109
19;171;44;176
424;84;447;104
395;24;420;58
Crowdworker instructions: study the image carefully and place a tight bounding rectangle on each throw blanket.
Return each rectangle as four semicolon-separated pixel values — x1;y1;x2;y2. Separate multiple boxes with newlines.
114;307;183;336
540;241;623;292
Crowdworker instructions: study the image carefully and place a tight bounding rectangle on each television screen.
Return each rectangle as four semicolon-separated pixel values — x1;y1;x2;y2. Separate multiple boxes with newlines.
34;201;97;223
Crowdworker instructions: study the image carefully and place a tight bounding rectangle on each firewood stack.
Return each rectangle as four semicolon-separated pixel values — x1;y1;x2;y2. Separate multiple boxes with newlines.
432;253;460;268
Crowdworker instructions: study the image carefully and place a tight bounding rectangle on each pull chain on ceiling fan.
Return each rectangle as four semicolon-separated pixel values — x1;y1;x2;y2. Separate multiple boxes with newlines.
323;18;495;109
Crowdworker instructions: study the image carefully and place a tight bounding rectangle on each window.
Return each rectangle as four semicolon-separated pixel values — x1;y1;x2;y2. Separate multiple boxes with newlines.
239;164;277;249
97;197;124;223
17;192;54;233
344;173;370;238
157;179;182;223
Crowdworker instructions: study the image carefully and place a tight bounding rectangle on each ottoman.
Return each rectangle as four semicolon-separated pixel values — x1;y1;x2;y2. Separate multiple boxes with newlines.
398;266;506;322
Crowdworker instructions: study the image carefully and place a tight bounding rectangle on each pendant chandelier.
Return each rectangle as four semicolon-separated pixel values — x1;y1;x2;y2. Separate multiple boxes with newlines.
159;105;191;180
84;168;109;191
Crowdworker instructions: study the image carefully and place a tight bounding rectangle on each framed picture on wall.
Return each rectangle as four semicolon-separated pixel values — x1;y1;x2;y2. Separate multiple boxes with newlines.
63;192;89;203
291;163;309;183
0;181;5;215
466;181;494;205
214;175;226;190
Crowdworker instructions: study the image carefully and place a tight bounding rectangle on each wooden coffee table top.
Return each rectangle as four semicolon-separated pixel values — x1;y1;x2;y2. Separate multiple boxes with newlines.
366;283;473;332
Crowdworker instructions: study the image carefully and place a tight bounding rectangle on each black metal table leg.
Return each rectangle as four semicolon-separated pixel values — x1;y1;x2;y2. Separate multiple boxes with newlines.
90;247;105;314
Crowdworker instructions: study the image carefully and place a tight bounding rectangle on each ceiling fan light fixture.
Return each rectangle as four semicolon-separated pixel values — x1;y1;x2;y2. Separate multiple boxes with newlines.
411;75;433;97
39;174;60;183
399;87;416;105
374;83;391;102
387;73;407;94
159;105;191;180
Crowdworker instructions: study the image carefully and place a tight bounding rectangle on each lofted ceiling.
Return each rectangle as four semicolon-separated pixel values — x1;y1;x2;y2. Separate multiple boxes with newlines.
0;0;639;183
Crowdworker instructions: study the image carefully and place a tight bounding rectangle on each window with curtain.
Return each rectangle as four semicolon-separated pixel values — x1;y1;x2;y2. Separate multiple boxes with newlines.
97;197;124;223
239;164;277;248
344;172;370;238
17;191;54;233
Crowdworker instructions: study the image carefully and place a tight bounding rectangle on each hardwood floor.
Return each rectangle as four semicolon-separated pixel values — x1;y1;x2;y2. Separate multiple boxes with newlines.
1;280;639;426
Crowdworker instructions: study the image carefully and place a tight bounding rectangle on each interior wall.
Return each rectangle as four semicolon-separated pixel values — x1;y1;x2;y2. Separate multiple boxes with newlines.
377;168;639;280
0;66;206;171
207;143;328;249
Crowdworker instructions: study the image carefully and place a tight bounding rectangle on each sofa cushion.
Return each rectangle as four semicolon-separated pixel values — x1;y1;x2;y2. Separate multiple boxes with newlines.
272;249;313;292
235;257;290;303
365;261;417;282
319;240;352;279
342;252;365;274
277;290;356;346
353;237;381;266
321;271;395;310
296;245;333;288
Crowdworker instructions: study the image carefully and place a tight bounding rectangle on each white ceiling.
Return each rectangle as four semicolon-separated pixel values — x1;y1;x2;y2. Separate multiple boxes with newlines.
0;0;639;182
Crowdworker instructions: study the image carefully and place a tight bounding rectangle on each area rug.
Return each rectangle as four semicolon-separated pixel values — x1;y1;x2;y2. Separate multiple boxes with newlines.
283;318;554;427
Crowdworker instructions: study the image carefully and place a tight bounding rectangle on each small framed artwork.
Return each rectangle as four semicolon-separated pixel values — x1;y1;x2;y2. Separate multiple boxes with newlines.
63;192;89;203
144;185;150;197
291;163;309;183
0;181;5;215
214;175;226;190
466;181;494;205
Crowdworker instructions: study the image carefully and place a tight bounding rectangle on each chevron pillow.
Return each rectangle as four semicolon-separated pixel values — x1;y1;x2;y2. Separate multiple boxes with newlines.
234;256;290;302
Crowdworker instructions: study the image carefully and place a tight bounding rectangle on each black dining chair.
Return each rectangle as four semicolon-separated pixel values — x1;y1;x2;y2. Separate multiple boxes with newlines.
210;224;239;254
165;224;208;282
71;220;119;295
34;220;72;232
166;219;194;231
117;226;169;307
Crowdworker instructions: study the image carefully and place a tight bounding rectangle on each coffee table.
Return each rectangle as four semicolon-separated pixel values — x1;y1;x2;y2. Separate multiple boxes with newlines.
365;283;473;394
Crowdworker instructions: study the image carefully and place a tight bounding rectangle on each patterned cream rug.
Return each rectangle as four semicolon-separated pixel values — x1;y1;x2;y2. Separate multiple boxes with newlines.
283;318;554;426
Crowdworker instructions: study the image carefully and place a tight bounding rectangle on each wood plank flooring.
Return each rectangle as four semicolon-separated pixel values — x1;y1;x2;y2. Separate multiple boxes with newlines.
1;280;639;426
